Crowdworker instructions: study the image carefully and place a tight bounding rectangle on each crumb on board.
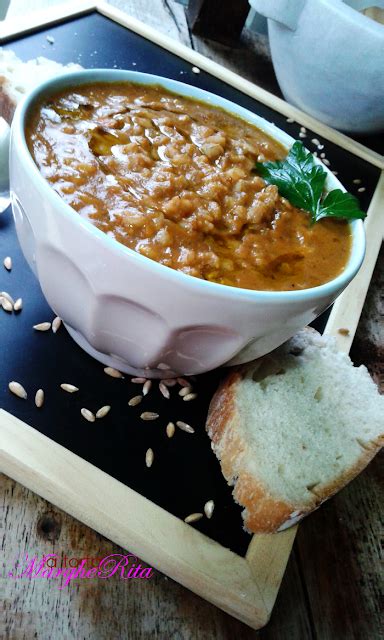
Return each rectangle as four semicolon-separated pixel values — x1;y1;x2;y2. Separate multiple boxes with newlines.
338;328;350;336
46;35;55;44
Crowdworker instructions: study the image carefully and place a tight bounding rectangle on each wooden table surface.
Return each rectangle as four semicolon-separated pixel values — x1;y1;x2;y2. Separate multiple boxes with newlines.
1;1;383;638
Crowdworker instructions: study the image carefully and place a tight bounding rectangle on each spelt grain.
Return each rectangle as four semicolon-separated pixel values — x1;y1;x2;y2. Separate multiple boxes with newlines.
145;448;154;467
166;422;175;438
176;421;195;434
35;389;44;408
96;405;111;418
33;322;51;331
3;256;12;271
81;408;95;422
9;381;27;399
184;513;203;524
60;383;79;393
104;366;124;378
140;411;159;421
128;395;142;406
204;500;215;519
52;316;62;333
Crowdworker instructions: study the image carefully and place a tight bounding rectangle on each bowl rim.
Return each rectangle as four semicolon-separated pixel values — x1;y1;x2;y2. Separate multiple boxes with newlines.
11;68;366;302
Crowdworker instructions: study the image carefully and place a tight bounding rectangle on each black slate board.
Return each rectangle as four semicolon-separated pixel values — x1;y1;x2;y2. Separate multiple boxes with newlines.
0;11;382;557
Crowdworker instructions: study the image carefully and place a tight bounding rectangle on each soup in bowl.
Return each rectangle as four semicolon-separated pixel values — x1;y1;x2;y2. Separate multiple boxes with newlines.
10;69;365;376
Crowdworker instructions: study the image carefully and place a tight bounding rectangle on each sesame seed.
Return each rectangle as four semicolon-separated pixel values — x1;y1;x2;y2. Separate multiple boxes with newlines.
162;378;177;387
159;382;170;399
298;132;306;138
96;405;111;419
1;297;13;312
1;291;14;305
176;421;195;434
145;448;154;467
204;500;215;519
128;395;142;406
35;389;44;408
13;298;22;311
60;383;79;393
184;513;203;524
179;386;192;397
183;392;197;402
166;421;175;438
52;316;62;333
157;362;171;370
177;377;191;387
81;408;95;422
142;380;152;396
192;66;200;74
317;144;324;150
140;411;159;421
9;381;27;399
3;256;12;271
33;322;51;331
104;366;124;378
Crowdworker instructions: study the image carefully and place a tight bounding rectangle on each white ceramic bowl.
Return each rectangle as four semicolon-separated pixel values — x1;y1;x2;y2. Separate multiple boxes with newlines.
10;69;365;377
249;0;384;133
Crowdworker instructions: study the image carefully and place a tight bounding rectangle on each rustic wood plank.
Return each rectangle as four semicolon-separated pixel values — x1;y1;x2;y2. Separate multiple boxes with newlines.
0;471;315;640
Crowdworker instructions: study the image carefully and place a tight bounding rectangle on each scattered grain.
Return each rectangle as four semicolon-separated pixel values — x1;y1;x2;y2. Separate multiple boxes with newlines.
300;126;306;133
1;297;13;312
128;395;142;406
33;322;51;331
96;405;111;419
286;117;294;123
204;500;215;519
320;152;326;158
179;386;192;397
157;362;171;370
3;256;12;271
192;66;200;74
177;377;190;387
52;316;62;333
140;411;159;421
358;187;366;193
176;421;195;434
166;421;175;438
13;298;22;311
159;382;170;399
60;383;79;393
145;448;154;467
131;377;146;384
1;291;14;305
104;366;124;378
298;132;306;138
184;513;203;524
81;408;95;422
162;378;177;387
311;138;320;146
142;380;152;396
353;178;361;184
46;35;55;44
9;381;27;399
35;389;44;408
322;158;330;166
183;392;197;402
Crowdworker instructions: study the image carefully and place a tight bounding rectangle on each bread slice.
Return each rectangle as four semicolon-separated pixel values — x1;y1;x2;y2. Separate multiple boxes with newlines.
206;328;384;533
0;48;82;123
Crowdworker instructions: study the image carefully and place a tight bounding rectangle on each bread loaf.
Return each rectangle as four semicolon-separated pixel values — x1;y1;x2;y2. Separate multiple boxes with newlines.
206;328;384;533
0;48;82;123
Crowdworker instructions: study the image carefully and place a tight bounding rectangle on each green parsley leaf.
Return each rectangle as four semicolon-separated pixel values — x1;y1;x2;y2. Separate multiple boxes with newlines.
254;141;366;224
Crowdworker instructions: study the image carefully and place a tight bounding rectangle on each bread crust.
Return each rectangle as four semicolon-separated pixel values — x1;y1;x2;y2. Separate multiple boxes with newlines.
206;334;384;534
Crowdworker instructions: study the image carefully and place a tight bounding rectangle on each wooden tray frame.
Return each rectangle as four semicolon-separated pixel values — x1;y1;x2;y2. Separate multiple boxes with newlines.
1;2;383;629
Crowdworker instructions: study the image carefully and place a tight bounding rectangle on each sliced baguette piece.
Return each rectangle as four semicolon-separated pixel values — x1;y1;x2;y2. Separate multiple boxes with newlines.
0;48;82;123
206;328;384;533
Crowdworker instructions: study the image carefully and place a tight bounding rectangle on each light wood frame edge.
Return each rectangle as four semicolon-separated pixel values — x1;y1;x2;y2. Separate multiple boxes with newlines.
0;0;383;170
0;1;383;627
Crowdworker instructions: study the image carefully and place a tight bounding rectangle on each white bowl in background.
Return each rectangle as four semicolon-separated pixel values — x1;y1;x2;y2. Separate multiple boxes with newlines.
250;0;384;133
10;69;365;377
